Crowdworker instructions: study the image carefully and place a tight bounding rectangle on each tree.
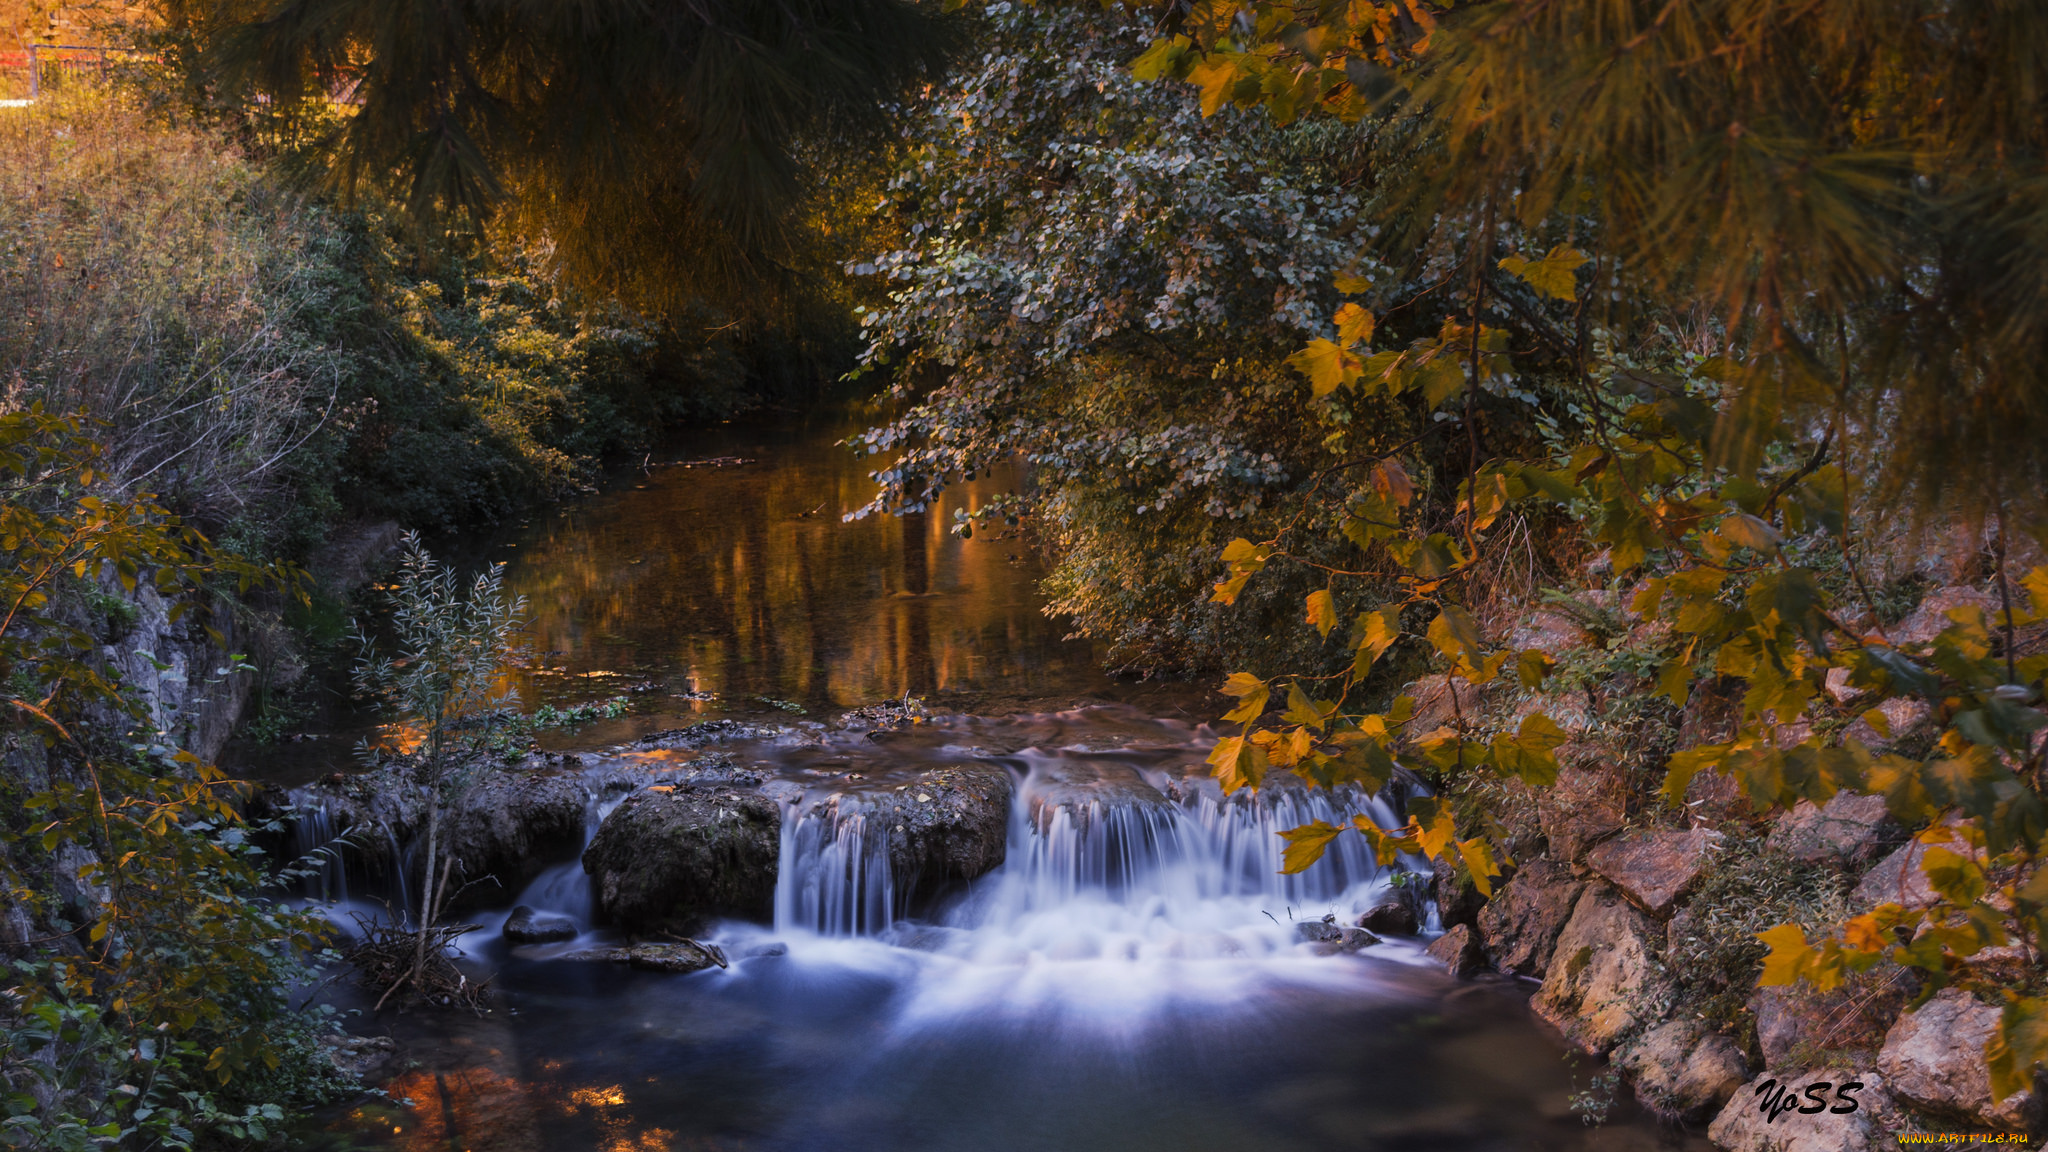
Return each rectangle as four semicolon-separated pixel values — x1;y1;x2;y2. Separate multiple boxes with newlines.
153;0;953;323
1126;0;2048;1097
349;532;526;1005
0;410;338;1148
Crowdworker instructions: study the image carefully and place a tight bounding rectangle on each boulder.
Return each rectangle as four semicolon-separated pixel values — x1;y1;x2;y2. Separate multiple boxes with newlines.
1748;973;1910;1071
1299;917;1380;955
1431;852;1486;931
1707;1069;1900;1152
1767;791;1900;869
1532;884;1672;1054
1891;586;2000;648
1878;987;2035;1128
1616;1020;1749;1122
1425;923;1485;977
442;768;589;890
502;905;577;944
1585;827;1719;918
1853;839;1940;911
582;784;782;932
1476;857;1584;978
560;940;726;974
1842;696;1935;755
1359;900;1419;936
1535;760;1628;862
1019;759;1166;830
319;1034;400;1085
813;763;1011;890
1399;674;1504;738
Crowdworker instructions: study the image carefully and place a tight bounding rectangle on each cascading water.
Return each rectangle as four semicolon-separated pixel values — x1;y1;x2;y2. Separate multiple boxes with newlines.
758;740;1428;1023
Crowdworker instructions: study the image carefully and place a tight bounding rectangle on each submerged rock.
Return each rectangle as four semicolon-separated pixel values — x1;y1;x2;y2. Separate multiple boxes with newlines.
1425;923;1484;977
559;940;727;974
1020;759;1167;829
1476;857;1582;978
502;905;577;944
1585;827;1720;917
1296;917;1379;955
1532;884;1672;1055
1615;1020;1747;1122
1877;987;2035;1128
583;784;781;932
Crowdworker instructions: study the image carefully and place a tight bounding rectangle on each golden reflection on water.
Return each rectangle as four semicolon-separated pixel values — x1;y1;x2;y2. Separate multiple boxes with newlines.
349;1068;737;1152
487;419;1104;712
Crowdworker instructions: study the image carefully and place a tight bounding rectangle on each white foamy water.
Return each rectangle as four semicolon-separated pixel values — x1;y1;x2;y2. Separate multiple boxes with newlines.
744;743;1430;1027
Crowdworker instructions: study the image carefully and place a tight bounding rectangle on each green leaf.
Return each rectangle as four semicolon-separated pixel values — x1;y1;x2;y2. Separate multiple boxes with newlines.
1278;820;1343;874
1661;744;1726;809
1130;35;1192;81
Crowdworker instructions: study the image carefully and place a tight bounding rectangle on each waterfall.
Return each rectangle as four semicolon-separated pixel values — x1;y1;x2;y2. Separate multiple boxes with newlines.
775;801;896;936
286;799;349;904
770;761;1413;951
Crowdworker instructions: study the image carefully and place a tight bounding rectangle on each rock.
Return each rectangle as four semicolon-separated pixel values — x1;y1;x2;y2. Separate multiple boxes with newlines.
1842;696;1934;753
582;784;782;932
1532;884;1672;1055
1359;900;1419;936
1399;674;1498;737
1020;759;1166;828
1891;586;2000;648
1296;916;1344;944
502;905;577;944
1823;666;1874;708
1767;791;1899;868
1707;1069;1900;1152
813;763;1011;891
319;1034;400;1084
1432;852;1485;930
1425;923;1485;977
1585;827;1720;918
1878;987;2034;1127
1504;607;1600;654
1748;972;1911;1071
559;940;726;974
1616;1020;1749;1122
1477;857;1584;978
442;768;589;891
1853;839;1941;911
1536;760;1629;862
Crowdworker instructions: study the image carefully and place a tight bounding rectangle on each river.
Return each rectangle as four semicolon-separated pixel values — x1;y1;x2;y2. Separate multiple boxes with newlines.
279;411;1708;1152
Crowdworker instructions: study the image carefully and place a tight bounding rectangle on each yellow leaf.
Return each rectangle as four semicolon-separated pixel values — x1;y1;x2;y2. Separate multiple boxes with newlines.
1219;672;1269;724
1497;246;1590;302
1426;605;1482;665
1720;511;1783;551
1334;302;1375;348
1207;734;1268;794
1756;923;1817;986
1456;837;1502;898
1306;589;1339;638
1278;820;1343;874
1287;338;1361;397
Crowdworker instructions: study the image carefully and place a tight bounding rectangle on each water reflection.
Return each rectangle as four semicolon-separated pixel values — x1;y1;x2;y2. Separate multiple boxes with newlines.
482;414;1105;715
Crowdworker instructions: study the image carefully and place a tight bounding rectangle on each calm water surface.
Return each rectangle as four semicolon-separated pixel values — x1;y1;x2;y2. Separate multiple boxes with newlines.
288;414;1708;1152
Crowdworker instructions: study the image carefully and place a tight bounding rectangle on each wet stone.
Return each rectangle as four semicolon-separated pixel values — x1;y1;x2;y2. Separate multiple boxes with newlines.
1425;923;1484;978
503;905;577;943
1358;900;1419;936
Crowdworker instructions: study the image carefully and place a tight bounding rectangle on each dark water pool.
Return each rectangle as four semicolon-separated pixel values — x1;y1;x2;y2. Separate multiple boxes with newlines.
277;413;1709;1152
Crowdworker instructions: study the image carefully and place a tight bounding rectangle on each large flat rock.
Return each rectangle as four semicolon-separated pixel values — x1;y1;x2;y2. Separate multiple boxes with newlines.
1878;987;2035;1128
1532;883;1673;1055
1585;827;1720;917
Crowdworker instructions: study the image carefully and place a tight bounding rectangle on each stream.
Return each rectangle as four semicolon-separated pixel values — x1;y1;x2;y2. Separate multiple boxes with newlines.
271;412;1707;1151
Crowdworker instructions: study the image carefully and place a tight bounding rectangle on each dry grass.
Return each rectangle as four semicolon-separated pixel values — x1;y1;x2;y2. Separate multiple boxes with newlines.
0;87;338;528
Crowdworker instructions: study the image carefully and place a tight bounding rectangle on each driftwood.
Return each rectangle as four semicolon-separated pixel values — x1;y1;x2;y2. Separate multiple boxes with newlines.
345;915;493;1012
